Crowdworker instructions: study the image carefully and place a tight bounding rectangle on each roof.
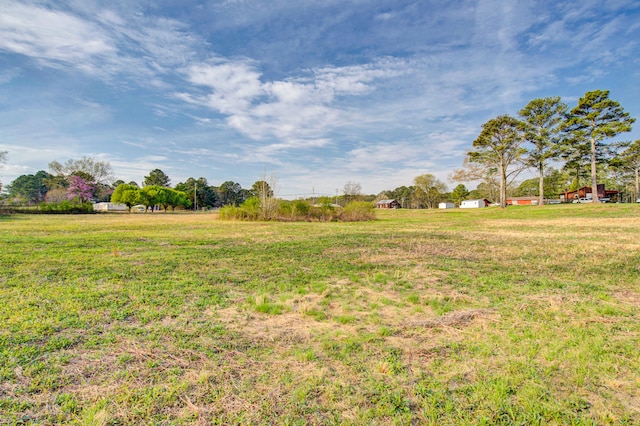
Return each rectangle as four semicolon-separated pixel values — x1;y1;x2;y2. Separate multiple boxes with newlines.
561;185;619;195
376;199;398;204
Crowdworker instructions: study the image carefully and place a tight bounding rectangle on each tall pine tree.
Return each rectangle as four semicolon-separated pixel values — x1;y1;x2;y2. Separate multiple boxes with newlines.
469;115;527;209
564;90;635;203
519;97;567;205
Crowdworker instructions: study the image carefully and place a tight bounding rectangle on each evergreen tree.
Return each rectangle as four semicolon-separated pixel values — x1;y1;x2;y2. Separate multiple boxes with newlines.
563;90;635;203
143;169;171;187
451;184;470;205
469;115;527;208
519;97;567;205
615;139;640;200
7;171;52;204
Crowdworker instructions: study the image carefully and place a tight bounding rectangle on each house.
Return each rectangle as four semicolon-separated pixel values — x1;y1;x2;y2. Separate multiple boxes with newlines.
506;196;539;206
460;199;489;209
559;184;619;203
376;199;400;209
439;202;455;209
93;202;127;212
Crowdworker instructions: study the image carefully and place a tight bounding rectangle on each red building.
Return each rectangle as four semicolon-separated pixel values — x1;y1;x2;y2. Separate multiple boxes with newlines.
375;199;400;209
559;184;619;202
506;196;539;206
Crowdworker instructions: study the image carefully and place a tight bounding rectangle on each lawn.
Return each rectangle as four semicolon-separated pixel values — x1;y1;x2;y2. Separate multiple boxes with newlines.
0;205;639;425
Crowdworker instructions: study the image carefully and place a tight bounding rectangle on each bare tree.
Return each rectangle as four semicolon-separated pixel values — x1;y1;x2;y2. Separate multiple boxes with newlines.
49;156;114;185
343;181;362;204
450;156;502;203
254;174;279;220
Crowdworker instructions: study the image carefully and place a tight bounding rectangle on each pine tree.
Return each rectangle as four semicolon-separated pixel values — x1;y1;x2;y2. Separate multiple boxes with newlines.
519;97;567;206
564;90;635;203
469;115;527;208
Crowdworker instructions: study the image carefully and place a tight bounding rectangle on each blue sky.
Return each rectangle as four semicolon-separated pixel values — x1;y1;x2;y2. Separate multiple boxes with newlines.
1;0;639;198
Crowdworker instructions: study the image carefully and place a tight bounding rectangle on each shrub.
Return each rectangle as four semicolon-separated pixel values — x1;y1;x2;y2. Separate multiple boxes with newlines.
339;201;376;222
277;199;310;221
219;198;374;222
291;199;310;217
220;197;284;221
218;205;245;220
308;197;337;221
241;197;261;220
36;201;94;214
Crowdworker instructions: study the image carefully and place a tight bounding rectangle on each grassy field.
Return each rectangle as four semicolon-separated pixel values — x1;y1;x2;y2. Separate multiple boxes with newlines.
1;205;639;425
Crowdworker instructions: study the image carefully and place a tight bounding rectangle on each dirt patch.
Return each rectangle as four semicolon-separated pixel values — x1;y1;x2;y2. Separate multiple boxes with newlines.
215;302;339;345
613;290;640;307
404;309;496;329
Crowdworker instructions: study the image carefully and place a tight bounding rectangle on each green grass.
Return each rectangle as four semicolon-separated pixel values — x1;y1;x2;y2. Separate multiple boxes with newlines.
0;205;639;424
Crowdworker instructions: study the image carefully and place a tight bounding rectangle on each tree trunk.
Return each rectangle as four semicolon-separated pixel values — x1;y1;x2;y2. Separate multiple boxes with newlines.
635;168;639;202
538;163;544;206
500;159;507;209
591;136;599;203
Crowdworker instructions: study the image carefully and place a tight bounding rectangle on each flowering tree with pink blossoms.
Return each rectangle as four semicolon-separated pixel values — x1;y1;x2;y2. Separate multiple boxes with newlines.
66;175;95;203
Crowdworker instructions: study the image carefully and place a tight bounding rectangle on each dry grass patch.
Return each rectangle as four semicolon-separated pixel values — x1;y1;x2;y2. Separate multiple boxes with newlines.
405;308;496;329
614;290;640;307
215;304;337;346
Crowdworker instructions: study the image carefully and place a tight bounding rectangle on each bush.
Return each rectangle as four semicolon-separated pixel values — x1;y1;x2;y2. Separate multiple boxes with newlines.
220;198;281;221
291;199;310;217
308;197;338;221
241;197;261;220
277;199;310;221
218;205;245;220
36;201;94;214
339;201;376;222
308;206;337;221
218;198;375;222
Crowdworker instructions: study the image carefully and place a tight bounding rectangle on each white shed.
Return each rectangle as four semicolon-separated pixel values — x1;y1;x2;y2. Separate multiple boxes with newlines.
460;199;488;209
93;202;127;212
439;202;455;209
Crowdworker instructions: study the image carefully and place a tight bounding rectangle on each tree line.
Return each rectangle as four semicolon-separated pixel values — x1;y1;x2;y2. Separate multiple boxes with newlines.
0;159;283;212
1;89;637;211
455;89;635;208
378;89;638;208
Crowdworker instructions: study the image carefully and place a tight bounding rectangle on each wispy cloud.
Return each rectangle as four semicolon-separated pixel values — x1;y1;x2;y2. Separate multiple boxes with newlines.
1;0;639;194
0;2;114;71
176;58;409;153
0;0;200;85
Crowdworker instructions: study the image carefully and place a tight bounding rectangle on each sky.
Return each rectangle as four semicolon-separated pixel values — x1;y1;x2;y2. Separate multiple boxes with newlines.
1;0;639;198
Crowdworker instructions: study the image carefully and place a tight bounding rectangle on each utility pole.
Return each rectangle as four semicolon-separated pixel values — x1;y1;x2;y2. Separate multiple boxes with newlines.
194;182;197;212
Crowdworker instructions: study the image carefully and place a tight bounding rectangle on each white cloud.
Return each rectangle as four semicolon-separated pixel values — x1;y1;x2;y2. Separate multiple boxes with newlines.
0;1;200;85
0;143;74;184
0;2;115;70
183;60;265;114
177;58;410;153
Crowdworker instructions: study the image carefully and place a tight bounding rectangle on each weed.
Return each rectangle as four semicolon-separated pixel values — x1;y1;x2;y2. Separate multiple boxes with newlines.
255;302;284;315
334;315;356;324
